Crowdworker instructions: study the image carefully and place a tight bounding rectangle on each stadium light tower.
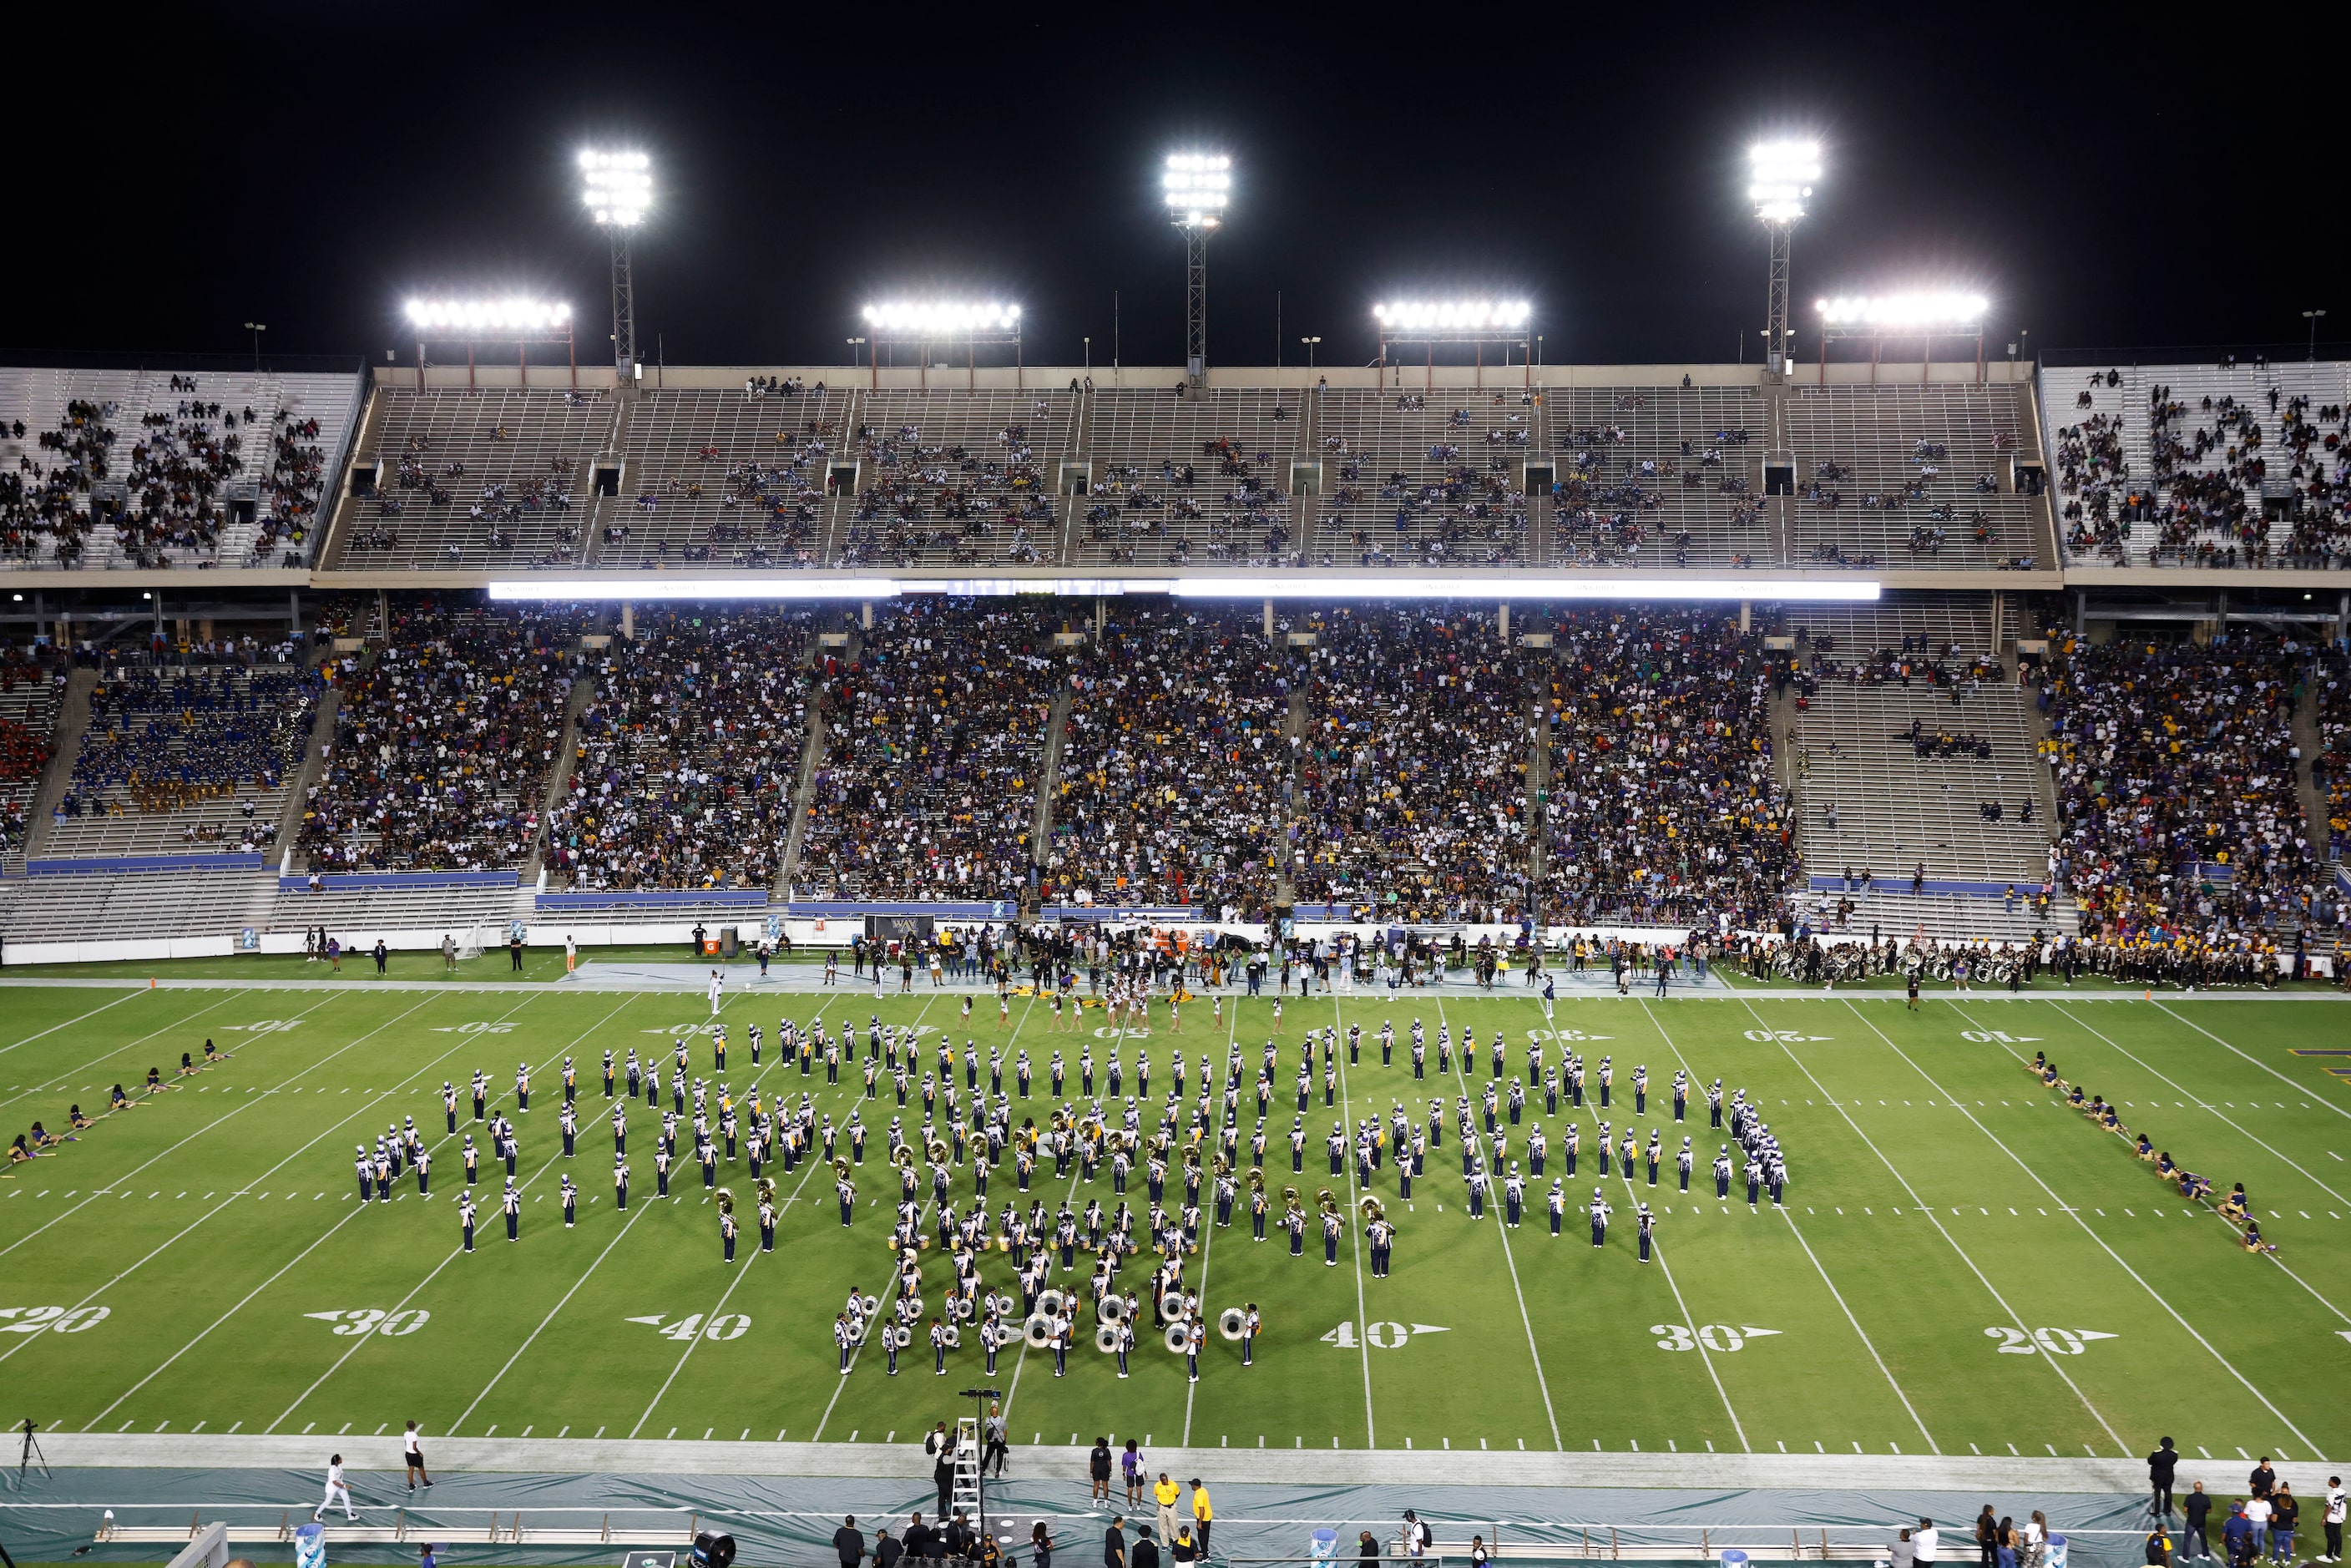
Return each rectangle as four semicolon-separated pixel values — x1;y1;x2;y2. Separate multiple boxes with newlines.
1747;139;1820;377
580;149;651;381
1164;153;1230;384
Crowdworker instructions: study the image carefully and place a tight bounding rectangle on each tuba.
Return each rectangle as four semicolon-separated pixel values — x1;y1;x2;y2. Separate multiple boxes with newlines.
1316;1187;1339;1216
1358;1193;1386;1224
832;1157;852;1181
715;1186;736;1216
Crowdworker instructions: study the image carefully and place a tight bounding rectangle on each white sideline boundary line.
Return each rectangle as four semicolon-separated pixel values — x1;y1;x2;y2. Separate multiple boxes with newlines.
1736;998;2131;1454
1845;999;2320;1456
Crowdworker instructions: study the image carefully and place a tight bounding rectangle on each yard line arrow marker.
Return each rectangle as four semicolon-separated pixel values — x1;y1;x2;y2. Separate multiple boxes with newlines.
2075;1330;2117;1342
1408;1324;1452;1335
1740;1327;1783;1338
624;1314;665;1326
303;1312;343;1322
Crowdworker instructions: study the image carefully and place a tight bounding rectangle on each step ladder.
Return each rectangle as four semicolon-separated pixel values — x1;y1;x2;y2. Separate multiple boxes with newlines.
951;1415;984;1528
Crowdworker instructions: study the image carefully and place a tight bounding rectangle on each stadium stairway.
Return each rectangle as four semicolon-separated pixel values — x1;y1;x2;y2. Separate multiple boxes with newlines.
776;706;828;892
2291;682;2331;853
525;660;599;883
21;668;98;861
271;682;342;856
1030;686;1071;864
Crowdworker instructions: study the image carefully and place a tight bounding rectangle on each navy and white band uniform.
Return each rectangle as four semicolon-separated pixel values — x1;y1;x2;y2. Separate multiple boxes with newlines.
1714;1146;1734;1198
514;1062;529;1111
1366;1217;1394;1277
1185;1317;1206;1382
1548;1179;1566;1235
502;1180;520;1240
561;1174;577;1226
442;1081;458;1133
471;1070;488;1121
1588;1189;1611;1247
1636;1202;1656;1262
1672;1069;1689;1121
1677;1137;1693;1191
1707;1078;1724;1128
614;1154;629;1209
459;1194;477;1251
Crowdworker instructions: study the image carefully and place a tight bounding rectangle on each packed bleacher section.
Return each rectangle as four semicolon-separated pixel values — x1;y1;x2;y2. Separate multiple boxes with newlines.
2318;649;2351;860
839;389;1071;568
296;604;584;871
588;386;847;569
1315;390;1530;567
1784;383;2040;570
47;661;320;857
1047;605;1293;919
2048;360;2351;568
1292;605;1535;919
0;650;61;862
543;608;814;891
1550;385;1768;568
1074;387;1304;568
0;367;361;569
1538;609;1796;931
794;600;1059;902
2041;629;2318;938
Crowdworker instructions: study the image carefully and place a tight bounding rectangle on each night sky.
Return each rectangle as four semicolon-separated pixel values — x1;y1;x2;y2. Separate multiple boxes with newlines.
8;4;2341;371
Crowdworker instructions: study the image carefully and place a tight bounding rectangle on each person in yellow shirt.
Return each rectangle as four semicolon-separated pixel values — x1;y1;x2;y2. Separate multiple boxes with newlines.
1153;1474;1181;1545
1189;1479;1212;1556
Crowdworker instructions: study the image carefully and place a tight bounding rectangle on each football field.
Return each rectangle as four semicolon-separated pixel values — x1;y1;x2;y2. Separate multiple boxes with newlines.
3;974;2348;1467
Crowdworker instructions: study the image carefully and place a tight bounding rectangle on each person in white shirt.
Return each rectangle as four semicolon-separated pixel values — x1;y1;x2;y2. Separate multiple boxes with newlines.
1913;1520;1939;1566
314;1454;356;1520
565;933;578;974
403;1421;431;1491
709;970;724;1017
2319;1475;2343;1562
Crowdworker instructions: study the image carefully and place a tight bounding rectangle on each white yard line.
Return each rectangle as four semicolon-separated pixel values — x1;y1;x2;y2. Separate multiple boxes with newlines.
1842;999;2318;1455
1740;999;2130;1454
1644;1000;1937;1454
2148;1001;2351;1121
624;986;874;1439
809;991;972;1443
1433;995;1561;1452
266;996;645;1433
1179;987;1243;1447
1954;1001;2351;1328
0;990;375;1261
78;992;589;1427
0;987;139;1055
5;994;509;1371
0;993;224;1110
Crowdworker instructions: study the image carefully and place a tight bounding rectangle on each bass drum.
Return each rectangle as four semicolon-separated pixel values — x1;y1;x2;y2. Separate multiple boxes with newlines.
1024;1313;1054;1349
940;1324;961;1349
1095;1323;1120;1354
1034;1287;1067;1319
1217;1306;1247;1342
1098;1293;1127;1325
1163;1322;1191;1354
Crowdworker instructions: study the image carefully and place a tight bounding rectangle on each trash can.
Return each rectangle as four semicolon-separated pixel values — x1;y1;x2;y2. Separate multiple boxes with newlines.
1309;1529;1340;1567
1720;1551;1750;1568
2045;1536;2066;1568
719;926;740;959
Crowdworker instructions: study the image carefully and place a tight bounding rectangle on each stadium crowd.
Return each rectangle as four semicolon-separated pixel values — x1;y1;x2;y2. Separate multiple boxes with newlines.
297;606;582;872
2;398;113;564
1048;606;1293;919
796;602;1060;902
544;609;815;891
58;665;319;830
2041;631;2318;939
1540;610;1795;932
840;413;1059;569
1292;606;1534;921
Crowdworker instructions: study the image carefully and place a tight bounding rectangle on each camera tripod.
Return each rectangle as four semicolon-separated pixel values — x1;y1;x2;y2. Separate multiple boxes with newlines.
15;1419;48;1485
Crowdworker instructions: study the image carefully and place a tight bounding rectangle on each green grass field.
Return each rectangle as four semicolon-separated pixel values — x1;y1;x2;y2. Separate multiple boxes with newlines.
3;977;2348;1464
